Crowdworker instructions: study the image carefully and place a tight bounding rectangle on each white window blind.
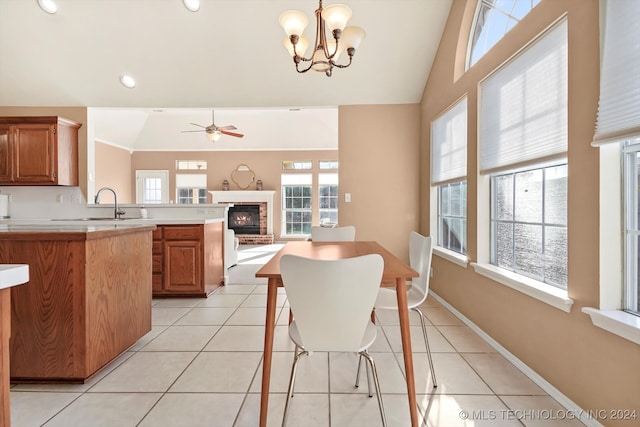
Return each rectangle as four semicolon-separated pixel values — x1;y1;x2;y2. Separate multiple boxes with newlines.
479;19;567;173
431;97;467;184
281;173;312;185
592;0;640;145
175;173;207;188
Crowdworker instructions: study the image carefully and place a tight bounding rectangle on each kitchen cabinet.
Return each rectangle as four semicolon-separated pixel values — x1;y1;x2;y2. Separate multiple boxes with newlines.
0;225;154;383
0;116;82;186
152;223;224;297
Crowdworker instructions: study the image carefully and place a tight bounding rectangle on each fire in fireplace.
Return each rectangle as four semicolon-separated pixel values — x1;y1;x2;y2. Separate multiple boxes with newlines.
228;204;260;235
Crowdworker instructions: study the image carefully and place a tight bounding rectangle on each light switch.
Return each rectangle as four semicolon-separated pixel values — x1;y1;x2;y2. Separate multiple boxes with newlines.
345;193;351;203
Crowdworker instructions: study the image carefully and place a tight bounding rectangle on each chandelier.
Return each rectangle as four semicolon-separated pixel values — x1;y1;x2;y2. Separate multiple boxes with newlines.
279;1;366;77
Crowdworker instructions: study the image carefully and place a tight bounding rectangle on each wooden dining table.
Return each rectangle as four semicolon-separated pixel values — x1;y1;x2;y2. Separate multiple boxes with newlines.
255;240;421;427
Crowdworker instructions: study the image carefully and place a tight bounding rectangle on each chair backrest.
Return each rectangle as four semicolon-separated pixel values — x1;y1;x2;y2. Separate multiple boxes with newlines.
409;231;433;303
280;254;383;352
310;225;356;242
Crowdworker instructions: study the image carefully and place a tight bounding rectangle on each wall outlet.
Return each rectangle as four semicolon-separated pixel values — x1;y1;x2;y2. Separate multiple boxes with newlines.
345;193;351;203
430;268;434;278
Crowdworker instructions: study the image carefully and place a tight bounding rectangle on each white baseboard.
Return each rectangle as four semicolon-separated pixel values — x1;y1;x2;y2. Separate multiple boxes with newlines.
429;291;604;427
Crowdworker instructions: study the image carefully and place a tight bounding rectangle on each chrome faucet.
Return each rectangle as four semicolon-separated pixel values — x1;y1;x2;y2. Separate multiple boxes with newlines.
94;187;126;219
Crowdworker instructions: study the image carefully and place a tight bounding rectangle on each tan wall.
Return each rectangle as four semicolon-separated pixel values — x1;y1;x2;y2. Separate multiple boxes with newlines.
422;0;640;420
339;104;421;260
0;106;88;199
129;150;338;239
94;142;132;204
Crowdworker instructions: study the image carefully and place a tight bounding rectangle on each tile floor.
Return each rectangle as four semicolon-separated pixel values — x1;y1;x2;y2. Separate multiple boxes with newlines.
10;244;585;427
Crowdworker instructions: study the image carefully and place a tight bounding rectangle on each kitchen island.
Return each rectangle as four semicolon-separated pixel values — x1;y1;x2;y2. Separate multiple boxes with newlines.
0;224;154;383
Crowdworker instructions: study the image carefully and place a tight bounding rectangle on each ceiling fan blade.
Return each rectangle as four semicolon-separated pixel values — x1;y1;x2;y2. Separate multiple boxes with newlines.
181;130;206;133
218;125;237;131
221;130;244;138
189;123;207;128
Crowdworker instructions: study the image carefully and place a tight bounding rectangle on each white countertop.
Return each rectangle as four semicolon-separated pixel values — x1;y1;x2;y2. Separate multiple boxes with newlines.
0;264;29;290
0;218;225;226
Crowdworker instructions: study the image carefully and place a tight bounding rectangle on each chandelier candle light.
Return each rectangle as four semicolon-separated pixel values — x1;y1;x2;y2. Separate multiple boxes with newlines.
279;0;365;77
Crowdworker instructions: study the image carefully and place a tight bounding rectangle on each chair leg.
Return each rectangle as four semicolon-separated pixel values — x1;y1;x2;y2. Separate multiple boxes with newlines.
290;345;300;397
355;354;363;387
412;307;438;388
354;353;374;397
282;349;308;427
359;351;387;427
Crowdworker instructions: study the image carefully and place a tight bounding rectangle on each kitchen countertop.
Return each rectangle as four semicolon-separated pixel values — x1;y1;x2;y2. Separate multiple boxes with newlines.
0;264;29;290
0;218;225;226
0;223;157;241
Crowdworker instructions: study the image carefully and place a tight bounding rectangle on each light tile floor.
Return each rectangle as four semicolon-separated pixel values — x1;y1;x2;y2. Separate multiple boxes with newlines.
10;244;585;427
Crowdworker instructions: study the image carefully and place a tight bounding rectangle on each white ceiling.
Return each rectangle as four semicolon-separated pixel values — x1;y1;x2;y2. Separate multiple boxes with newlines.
0;0;452;151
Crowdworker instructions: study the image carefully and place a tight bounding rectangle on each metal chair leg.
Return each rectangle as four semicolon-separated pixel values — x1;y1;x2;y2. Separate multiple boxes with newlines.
412;307;437;388
290;345;300;397
359;351;387;427
355;353;363;387
282;349;308;427
354;353;374;397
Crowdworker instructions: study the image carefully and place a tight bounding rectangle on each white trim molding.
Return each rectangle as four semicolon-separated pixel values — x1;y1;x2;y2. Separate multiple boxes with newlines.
430;291;604;427
471;262;574;313
582;307;640;346
433;246;469;268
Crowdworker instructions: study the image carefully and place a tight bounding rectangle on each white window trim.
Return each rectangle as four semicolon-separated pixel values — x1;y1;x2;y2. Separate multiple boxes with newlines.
430;181;469;267
582;143;640;346
476;171;574;313
471;262;573;312
433;246;469;268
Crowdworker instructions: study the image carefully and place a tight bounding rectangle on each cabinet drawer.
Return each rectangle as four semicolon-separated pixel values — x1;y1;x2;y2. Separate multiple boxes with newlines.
152;241;163;255
163;226;201;240
152;254;163;273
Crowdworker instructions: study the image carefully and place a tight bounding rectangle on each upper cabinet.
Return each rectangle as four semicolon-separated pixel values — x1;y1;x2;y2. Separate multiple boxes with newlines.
0;116;82;186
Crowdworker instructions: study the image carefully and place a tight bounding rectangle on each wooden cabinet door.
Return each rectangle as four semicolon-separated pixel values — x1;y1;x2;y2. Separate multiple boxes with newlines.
0;126;13;182
13;124;56;183
164;240;202;293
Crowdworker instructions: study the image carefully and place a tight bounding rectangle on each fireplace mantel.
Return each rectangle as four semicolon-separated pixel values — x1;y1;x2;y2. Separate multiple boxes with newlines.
209;191;275;235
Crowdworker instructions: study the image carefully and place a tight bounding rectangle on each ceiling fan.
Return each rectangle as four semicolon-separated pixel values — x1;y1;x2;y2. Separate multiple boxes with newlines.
181;110;244;142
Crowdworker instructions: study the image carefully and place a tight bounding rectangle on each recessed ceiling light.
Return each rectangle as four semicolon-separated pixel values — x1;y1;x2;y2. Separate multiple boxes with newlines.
120;75;136;89
183;0;200;12
37;0;57;14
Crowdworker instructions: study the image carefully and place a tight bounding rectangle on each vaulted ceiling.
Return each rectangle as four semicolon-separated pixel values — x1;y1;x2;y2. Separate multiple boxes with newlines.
0;0;452;150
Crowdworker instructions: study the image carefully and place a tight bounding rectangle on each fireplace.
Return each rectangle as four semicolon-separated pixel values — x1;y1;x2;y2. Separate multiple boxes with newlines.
210;190;276;244
228;204;261;235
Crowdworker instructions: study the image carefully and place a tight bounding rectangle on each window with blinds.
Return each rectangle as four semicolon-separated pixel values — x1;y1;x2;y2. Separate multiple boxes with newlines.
479;19;568;289
431;97;467;254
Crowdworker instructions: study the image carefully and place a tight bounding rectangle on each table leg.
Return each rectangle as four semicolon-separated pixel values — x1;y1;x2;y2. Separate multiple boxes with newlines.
396;277;419;426
260;278;278;427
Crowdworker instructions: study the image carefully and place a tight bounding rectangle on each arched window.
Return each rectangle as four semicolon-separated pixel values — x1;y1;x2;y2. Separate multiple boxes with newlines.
467;0;540;68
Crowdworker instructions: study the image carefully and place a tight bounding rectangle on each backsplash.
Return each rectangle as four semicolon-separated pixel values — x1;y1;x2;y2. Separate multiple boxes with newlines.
0;186;228;220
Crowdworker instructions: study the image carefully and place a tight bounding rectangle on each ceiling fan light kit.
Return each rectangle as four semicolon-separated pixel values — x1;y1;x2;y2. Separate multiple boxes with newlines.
279;0;365;77
181;110;244;143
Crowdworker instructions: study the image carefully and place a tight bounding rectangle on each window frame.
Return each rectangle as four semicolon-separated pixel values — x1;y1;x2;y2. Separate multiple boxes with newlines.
623;142;640;315
281;173;313;237
489;161;568;290
318;173;339;225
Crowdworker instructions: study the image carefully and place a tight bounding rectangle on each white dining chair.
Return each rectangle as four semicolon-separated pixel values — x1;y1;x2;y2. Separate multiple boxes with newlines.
279;253;387;427
359;231;438;388
310;225;356;241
